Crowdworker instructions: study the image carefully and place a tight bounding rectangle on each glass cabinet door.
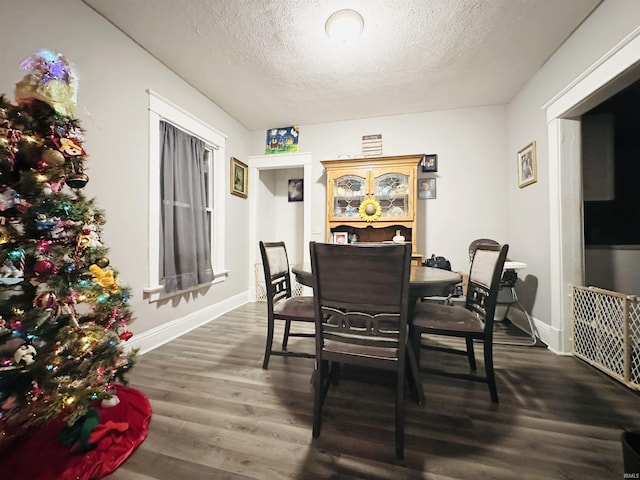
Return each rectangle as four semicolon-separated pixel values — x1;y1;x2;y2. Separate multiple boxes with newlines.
374;172;410;218
332;174;365;218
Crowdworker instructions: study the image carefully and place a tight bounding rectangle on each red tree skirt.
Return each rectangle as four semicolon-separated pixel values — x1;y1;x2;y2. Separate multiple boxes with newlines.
0;385;151;480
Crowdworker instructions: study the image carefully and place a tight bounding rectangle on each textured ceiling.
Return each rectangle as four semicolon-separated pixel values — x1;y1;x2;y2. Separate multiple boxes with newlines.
83;0;601;131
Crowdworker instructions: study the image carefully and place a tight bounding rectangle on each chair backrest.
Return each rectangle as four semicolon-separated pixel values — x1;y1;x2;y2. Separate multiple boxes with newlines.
465;243;509;335
259;241;293;310
309;242;412;360
468;238;500;262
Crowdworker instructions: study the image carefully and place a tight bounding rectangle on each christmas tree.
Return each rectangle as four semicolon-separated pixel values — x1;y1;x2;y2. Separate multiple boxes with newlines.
0;50;136;446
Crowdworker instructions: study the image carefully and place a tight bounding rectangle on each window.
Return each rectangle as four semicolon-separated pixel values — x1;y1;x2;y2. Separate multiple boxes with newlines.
145;90;228;301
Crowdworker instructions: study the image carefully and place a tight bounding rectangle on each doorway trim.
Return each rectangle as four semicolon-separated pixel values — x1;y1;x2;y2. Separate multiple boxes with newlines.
544;26;640;352
247;152;313;301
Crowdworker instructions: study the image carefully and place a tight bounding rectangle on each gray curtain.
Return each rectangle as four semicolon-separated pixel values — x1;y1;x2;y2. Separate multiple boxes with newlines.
160;121;214;293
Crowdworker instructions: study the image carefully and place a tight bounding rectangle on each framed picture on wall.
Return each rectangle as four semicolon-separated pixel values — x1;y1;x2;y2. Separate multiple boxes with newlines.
517;141;537;188
421;154;438;172
288;179;303;202
230;157;248;198
418;178;436;199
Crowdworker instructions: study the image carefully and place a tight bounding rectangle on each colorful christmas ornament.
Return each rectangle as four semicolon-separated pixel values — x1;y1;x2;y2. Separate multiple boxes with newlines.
34;291;57;309
53;137;86;157
33;259;55;275
13;344;37;366
96;257;109;268
65;172;89;189
0;226;10;244
118;331;133;341
41;148;65;166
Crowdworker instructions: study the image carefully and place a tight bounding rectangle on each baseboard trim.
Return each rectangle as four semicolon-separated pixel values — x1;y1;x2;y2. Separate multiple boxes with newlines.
125;291;250;355
534;319;569;355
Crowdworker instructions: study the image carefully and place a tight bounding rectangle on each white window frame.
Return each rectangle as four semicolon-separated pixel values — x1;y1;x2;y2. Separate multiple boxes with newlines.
144;90;229;302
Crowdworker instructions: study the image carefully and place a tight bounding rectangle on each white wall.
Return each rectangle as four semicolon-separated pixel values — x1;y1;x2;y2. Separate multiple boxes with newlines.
274;168;305;264
0;0;252;342
250;106;509;272
507;0;640;345
255;167;304;263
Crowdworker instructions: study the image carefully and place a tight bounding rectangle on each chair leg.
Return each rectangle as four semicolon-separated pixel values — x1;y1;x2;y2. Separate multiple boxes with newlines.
411;326;422;367
406;345;424;405
282;320;291;349
313;359;328;438
484;342;499;403
465;337;477;371
395;365;405;460
262;318;274;370
329;361;340;386
262;316;275;369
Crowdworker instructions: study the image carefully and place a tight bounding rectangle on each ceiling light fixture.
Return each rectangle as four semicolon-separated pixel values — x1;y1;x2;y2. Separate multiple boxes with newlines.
325;9;364;44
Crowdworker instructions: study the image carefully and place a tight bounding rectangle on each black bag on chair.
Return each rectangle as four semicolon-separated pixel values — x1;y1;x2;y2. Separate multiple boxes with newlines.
424;254;451;271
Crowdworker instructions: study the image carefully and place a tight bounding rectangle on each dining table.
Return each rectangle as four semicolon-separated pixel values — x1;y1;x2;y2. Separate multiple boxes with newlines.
291;263;462;301
291;263;462;405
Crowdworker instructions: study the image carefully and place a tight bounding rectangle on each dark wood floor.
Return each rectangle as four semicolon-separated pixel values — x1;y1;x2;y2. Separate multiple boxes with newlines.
106;302;639;479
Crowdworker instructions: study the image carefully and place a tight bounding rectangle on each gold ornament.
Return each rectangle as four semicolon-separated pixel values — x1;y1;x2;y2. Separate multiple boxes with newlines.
42;149;65;167
0;226;10;244
359;198;382;222
96;257;110;268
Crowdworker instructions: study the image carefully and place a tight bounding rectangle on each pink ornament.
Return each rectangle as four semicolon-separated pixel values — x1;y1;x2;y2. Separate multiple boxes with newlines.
9;319;22;330
36;240;50;253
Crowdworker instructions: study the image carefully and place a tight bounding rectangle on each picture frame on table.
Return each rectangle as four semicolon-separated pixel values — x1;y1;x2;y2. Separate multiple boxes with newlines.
418;178;436;200
230;157;248;198
517;141;537;188
421;154;438;172
332;231;349;244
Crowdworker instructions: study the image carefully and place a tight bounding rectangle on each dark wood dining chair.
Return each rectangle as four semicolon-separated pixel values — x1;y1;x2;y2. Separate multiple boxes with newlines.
410;243;509;403
259;241;315;369
309;241;415;459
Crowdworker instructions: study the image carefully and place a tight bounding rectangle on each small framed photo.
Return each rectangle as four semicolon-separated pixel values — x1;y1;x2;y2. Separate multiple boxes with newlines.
517;141;537;188
418;178;436;200
230;157;248;198
288;179;303;202
421;154;438;172
332;231;349;244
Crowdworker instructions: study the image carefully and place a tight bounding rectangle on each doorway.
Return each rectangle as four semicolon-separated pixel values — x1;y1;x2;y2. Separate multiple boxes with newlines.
247;152;313;301
545;29;640;353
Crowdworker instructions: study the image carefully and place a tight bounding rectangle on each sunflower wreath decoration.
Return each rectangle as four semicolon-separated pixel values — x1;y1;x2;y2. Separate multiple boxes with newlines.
359;198;382;222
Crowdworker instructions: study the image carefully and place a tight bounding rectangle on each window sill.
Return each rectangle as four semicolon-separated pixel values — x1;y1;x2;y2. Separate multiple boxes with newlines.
143;269;230;303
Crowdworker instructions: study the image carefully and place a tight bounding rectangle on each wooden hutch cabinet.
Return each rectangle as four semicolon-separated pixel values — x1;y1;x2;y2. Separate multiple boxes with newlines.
321;154;424;265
